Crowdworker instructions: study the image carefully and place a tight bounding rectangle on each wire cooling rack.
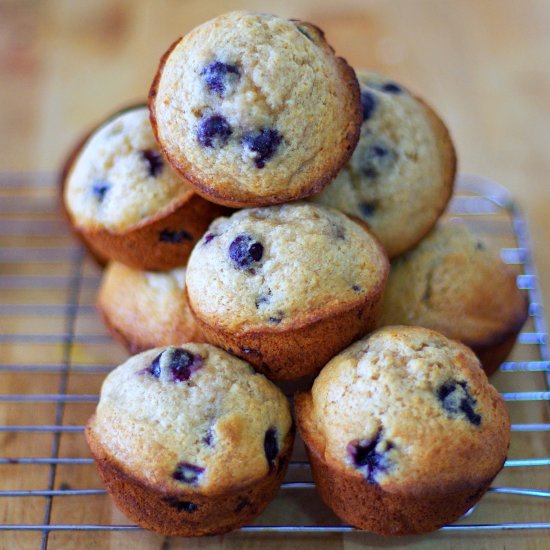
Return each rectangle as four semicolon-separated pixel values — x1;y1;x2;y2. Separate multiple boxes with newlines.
0;172;549;548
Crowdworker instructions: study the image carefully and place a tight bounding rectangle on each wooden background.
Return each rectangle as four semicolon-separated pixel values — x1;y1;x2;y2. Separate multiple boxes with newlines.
0;0;549;549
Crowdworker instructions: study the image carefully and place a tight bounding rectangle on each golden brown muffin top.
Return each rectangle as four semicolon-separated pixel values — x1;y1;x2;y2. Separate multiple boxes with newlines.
150;11;361;206
378;222;528;347
65;106;191;232
299;326;510;493
309;70;455;258
186;203;388;332
89;344;293;494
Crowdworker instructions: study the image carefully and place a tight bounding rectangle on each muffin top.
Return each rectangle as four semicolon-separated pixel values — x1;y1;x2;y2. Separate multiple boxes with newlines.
98;262;202;350
300;326;510;492
149;11;361;207
88;343;293;493
308;70;456;258
64;106;191;232
378;223;528;347
185;203;389;332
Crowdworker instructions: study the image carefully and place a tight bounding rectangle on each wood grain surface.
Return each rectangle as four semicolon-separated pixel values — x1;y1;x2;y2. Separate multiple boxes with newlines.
0;1;549;549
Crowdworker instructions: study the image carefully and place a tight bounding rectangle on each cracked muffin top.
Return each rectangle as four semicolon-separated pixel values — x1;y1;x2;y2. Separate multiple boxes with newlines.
185;203;389;332
149;11;361;207
308;70;456;258
378;223;528;348
297;326;510;492
64;106;192;232
88;343;293;494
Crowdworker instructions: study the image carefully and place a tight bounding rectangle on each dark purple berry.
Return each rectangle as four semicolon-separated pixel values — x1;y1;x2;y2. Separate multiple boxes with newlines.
476;241;485;251
229;234;264;269
140;149;163;177
159;229;193;243
202;427;214;446
172;462;205;485
361;90;377;121
197;115;232;148
92;180;110;202
169;349;203;382
148;352;162;378
163;497;198;512
268;311;284;324
203;233;218;245
347;429;393;484
147;348;202;382
360;142;398;178
264;428;278;468
437;380;481;426
359;202;376;217
234;497;251;513
243;128;282;168
382;82;402;94
201;61;240;96
352;284;362;292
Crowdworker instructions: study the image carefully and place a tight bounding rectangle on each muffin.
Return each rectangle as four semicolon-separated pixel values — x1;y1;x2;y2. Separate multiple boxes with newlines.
378;222;528;375
295;326;510;535
86;343;294;536
62;105;228;271
185;203;389;381
309;70;456;258
97;262;203;354
149;11;362;207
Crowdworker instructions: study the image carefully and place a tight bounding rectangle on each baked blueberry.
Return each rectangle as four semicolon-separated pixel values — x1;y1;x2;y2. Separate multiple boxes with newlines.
201;61;240;96
163;497;198;513
268;312;284;324
264;428;278;468
169;348;203;382
197;115;232;148
140;149;164;177
359;202;377;217
360;142;398;178
361;90;377;121
147;348;203;382
346;429;393;484
382;82;402;94
229;234;264;269
242;129;282;168
159;229;193;243
437;379;482;426
92;180;110;202
234;497;252;513
148;352;162;378
202;427;214;446
172;462;205;485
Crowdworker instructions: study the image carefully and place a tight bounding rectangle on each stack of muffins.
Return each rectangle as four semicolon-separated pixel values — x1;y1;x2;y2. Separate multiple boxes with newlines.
62;11;527;537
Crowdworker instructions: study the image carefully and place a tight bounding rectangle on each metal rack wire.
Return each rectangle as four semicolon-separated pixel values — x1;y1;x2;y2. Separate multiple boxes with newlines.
0;172;549;547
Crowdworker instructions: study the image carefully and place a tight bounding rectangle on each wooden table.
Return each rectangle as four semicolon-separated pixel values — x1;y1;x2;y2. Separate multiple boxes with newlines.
0;1;549;548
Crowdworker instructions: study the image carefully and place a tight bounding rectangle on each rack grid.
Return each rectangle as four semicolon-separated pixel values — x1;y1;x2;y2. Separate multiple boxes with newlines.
0;172;549;547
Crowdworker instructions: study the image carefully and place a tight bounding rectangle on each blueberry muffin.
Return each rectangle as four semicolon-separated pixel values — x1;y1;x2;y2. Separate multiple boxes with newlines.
295;326;510;535
62;105;228;270
309;70;456;258
378;223;528;375
185;203;389;380
98;262;204;354
149;11;361;207
86;343;294;536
